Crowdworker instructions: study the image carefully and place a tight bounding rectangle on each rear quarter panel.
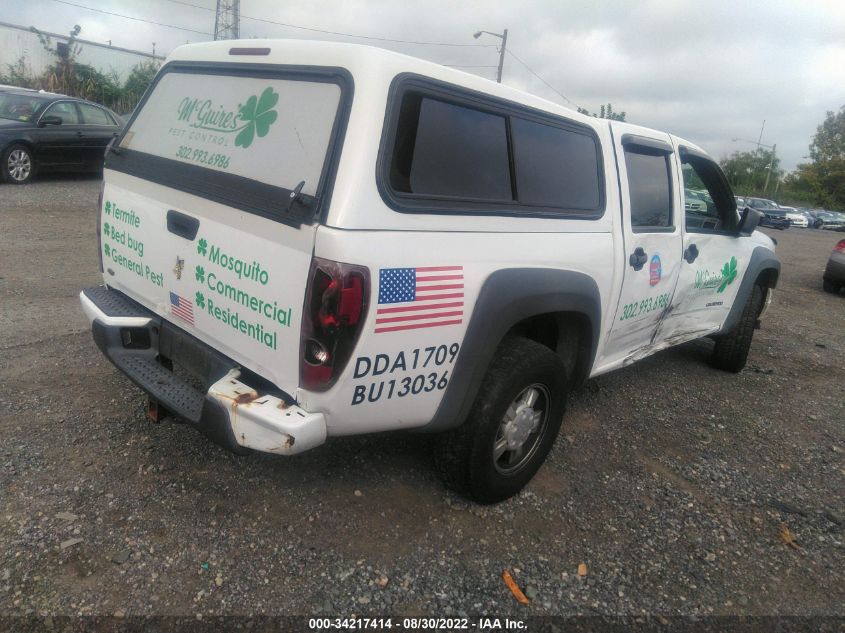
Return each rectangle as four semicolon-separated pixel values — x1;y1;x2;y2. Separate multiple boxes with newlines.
299;227;616;435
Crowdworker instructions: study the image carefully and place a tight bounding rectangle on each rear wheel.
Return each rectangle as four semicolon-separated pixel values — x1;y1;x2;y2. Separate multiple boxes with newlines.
2;144;35;184
823;279;839;294
434;336;567;503
710;284;765;372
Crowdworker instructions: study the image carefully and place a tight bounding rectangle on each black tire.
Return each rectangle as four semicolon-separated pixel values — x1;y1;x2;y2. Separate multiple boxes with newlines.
434;336;568;504
710;285;765;372
2;144;35;184
823;279;839;294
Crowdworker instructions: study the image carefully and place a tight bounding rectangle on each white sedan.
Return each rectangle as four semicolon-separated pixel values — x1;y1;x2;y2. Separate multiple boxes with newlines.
780;206;809;227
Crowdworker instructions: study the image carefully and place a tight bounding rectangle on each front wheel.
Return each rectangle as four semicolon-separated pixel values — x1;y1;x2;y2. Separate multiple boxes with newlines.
823;279;840;294
710;285;765;372
434;336;567;503
2;144;35;184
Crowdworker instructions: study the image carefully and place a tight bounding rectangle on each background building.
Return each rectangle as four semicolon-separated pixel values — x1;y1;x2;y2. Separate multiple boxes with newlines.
0;20;164;82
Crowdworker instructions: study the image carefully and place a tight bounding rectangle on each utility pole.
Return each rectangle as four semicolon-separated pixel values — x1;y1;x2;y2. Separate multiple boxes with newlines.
214;0;240;40
473;28;508;83
763;143;777;195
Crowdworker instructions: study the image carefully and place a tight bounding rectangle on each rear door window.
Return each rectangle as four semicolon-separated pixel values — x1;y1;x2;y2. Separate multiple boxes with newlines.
78;103;115;126
624;149;673;229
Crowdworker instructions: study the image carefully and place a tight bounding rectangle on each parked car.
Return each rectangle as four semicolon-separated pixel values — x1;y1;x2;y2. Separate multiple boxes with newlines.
80;39;779;503
758;209;791;230
746;197;789;230
816;211;845;231
823;238;845;294
0;88;124;184
779;205;809;227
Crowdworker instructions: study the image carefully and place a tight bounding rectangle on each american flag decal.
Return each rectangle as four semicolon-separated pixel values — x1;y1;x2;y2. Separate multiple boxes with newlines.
375;266;464;334
169;291;195;325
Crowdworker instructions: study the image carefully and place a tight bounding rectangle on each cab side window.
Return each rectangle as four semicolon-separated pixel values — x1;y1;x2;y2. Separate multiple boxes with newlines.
43;102;80;125
681;153;737;232
624;147;673;230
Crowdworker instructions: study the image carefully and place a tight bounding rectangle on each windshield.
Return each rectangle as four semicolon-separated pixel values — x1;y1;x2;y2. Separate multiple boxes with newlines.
0;93;48;122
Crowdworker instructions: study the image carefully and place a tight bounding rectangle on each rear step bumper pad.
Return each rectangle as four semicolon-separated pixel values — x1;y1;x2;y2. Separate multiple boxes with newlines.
79;287;326;456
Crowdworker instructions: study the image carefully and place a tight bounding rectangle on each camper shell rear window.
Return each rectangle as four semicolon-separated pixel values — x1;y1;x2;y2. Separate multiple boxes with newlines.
378;74;605;218
107;62;352;227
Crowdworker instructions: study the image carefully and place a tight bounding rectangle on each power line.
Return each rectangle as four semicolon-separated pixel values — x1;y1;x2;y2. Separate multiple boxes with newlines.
505;48;581;109
159;0;496;47
46;0;213;36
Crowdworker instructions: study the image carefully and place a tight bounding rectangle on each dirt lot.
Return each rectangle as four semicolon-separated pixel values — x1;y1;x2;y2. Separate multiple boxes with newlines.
1;176;843;621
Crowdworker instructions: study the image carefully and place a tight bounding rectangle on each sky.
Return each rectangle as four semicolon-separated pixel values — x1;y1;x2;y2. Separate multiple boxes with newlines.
4;0;845;172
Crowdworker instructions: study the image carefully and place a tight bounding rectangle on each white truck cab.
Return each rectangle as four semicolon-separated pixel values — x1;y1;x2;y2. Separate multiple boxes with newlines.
80;39;779;502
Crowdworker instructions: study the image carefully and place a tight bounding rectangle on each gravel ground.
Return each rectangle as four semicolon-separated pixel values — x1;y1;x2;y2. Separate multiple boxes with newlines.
1;176;843;620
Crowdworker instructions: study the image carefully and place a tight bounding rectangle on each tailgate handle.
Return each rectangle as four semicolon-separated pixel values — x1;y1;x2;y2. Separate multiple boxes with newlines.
166;210;200;241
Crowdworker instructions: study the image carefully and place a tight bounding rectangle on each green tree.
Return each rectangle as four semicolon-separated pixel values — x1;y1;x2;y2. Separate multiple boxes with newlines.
0;57;39;89
577;103;626;121
780;106;845;209
720;148;781;197
121;60;160;111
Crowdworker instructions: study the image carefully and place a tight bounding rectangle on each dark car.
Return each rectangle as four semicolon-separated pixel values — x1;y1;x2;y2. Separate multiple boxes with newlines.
0;88;123;184
757;209;791;230
745;197;790;230
823;238;845;294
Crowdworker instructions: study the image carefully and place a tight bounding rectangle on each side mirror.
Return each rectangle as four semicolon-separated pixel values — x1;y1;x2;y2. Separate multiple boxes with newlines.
38;115;62;127
737;206;762;236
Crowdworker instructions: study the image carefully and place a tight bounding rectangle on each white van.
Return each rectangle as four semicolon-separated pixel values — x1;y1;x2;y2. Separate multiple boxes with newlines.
81;39;779;502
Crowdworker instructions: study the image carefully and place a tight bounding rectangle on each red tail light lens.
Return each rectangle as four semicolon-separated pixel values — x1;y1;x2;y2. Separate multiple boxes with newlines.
300;257;369;391
834;240;845;254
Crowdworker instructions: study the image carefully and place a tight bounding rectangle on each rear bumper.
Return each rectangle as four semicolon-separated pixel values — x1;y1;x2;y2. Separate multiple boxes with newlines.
79;286;325;456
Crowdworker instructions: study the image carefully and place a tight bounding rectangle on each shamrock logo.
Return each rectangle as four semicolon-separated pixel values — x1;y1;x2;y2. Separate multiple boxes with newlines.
104;201;112;215
197;238;207;257
195;265;205;283
717;256;738;293
104;243;111;257
195;291;205;309
103;222;110;236
235;87;279;149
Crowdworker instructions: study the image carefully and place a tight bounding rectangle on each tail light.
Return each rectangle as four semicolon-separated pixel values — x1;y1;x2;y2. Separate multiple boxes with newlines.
300;257;369;391
96;181;105;273
834;240;845;254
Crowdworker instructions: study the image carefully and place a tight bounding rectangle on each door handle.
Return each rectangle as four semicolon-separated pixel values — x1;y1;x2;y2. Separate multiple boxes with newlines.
76;131;84;137
629;247;648;271
684;244;699;264
166;210;200;241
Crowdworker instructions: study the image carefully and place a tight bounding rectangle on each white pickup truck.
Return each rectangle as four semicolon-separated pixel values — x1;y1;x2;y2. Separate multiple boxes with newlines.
80;39;779;502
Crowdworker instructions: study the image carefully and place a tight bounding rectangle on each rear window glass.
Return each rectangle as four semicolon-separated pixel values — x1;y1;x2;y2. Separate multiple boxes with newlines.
121;72;341;198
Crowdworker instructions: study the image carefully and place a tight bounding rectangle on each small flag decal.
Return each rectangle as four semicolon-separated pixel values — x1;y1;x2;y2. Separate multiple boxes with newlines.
169;291;195;325
375;266;464;334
